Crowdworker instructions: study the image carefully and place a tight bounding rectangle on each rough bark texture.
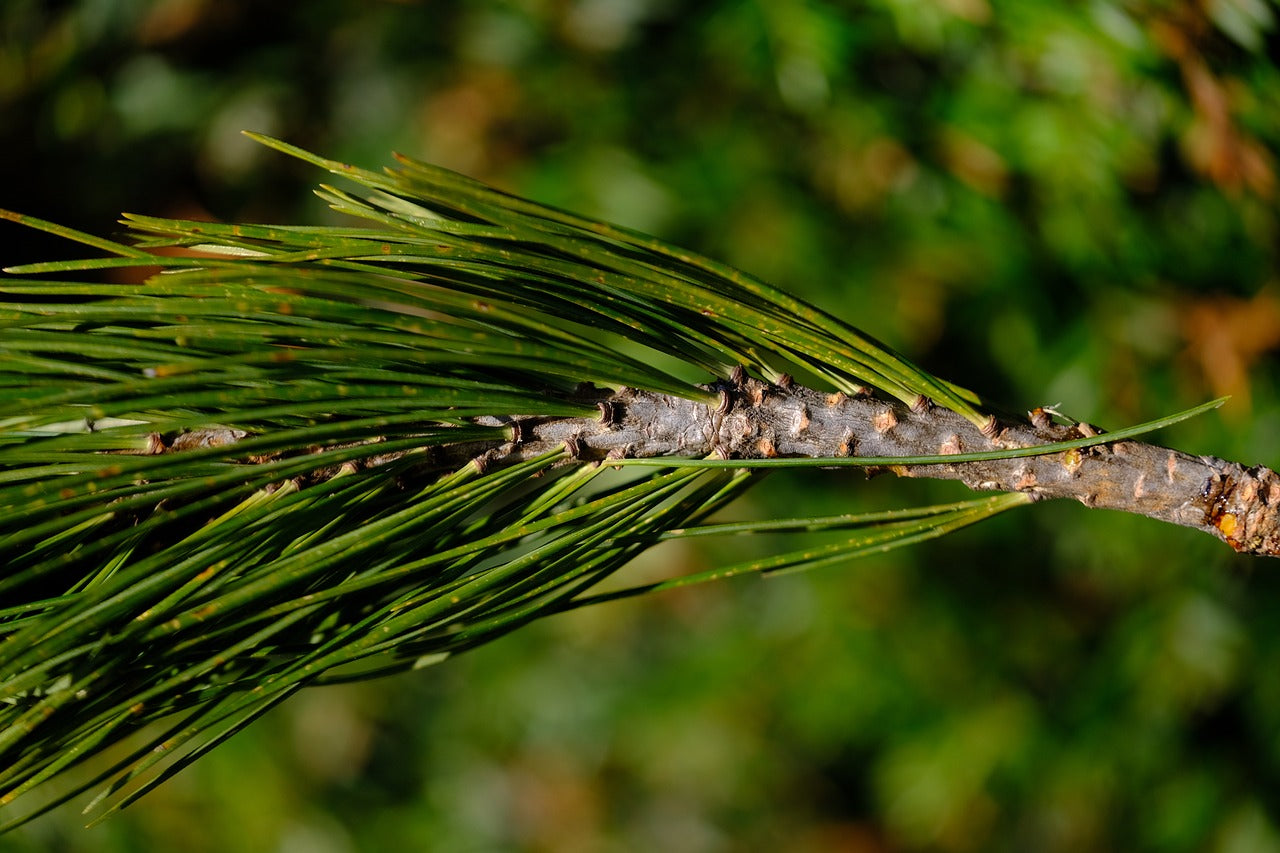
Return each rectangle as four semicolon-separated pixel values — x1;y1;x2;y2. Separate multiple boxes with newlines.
160;373;1280;557
493;374;1280;557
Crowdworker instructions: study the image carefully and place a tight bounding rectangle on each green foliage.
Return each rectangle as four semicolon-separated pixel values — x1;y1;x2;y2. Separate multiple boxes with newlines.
2;134;1061;830
0;131;1237;838
2;1;1278;851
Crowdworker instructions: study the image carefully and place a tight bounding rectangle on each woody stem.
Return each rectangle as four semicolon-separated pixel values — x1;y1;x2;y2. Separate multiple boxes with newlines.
157;375;1280;557
492;377;1280;557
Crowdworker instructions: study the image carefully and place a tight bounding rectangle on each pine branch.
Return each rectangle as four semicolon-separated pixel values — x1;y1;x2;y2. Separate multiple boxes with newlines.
0;135;1273;828
575;377;1275;557
157;373;1275;556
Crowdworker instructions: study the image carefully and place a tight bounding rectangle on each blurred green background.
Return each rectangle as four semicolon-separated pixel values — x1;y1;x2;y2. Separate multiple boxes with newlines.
3;1;1280;850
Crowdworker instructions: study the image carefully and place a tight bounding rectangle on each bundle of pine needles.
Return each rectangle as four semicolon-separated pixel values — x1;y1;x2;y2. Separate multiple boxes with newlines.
0;136;1217;828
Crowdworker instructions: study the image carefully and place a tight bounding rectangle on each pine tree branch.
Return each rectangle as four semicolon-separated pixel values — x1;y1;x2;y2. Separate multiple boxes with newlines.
156;371;1278;556
503;374;1275;557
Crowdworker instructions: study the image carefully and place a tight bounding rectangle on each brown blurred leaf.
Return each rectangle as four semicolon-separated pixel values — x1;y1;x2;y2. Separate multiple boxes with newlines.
1179;286;1280;415
1149;3;1276;198
938;127;1008;198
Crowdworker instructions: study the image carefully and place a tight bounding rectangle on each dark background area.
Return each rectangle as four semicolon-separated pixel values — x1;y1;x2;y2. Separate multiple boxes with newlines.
3;1;1280;850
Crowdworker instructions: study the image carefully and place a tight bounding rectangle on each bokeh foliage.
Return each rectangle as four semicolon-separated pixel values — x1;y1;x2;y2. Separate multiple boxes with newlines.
2;1;1279;851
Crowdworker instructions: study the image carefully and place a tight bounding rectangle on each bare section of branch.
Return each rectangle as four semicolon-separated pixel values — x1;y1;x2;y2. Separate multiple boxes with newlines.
500;376;1280;557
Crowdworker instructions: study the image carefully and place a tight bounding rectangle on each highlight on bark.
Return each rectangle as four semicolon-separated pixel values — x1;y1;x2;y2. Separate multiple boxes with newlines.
0;135;1272;829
